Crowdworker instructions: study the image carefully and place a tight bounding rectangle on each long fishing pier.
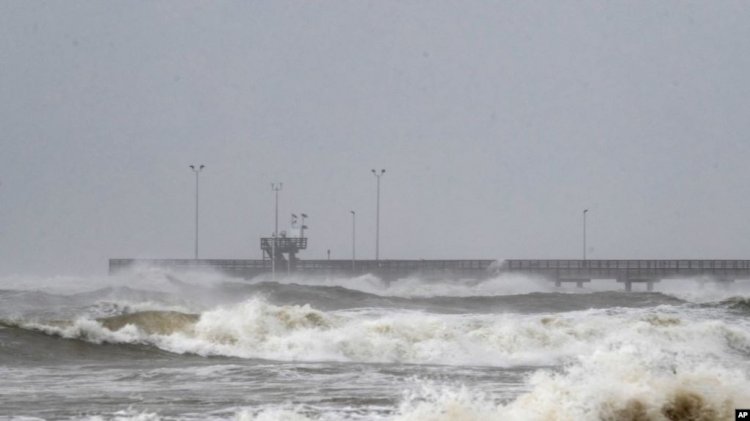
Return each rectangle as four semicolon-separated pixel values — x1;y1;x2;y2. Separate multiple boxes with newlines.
109;258;750;291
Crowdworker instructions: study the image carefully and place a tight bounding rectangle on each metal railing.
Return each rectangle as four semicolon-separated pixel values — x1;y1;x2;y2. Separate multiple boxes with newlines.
109;258;497;275
502;259;750;271
260;237;308;252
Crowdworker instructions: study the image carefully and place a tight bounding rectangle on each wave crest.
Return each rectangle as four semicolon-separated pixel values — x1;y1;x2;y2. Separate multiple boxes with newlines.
5;298;750;368
98;311;199;336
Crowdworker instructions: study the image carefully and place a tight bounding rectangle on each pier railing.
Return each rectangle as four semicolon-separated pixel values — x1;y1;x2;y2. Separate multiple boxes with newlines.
109;258;750;291
109;258;496;279
504;259;750;270
502;259;750;279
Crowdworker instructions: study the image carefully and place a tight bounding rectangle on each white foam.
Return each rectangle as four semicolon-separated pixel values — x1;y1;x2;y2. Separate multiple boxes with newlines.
504;350;749;419
235;408;316;421
258;272;564;298
79;409;162;421
86;300;195;318
385;361;750;421
0;265;237;295
250;269;750;300
125;300;608;365
14;297;750;370
657;278;750;303
230;358;750;421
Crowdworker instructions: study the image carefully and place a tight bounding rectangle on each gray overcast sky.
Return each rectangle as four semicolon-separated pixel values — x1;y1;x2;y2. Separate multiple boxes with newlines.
1;1;749;276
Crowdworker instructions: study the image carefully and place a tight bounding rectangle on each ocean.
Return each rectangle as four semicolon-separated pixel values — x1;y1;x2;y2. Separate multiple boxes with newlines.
1;268;749;420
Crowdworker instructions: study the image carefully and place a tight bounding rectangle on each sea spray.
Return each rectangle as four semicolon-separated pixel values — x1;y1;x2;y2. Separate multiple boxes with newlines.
2;279;750;420
5;297;750;368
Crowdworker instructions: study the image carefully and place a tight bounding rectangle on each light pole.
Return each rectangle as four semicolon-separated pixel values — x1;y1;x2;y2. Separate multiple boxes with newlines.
189;164;205;259
271;183;283;281
583;209;589;261
371;169;385;261
350;210;356;272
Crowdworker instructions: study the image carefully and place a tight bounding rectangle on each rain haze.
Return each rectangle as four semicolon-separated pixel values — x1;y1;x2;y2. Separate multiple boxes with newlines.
1;1;750;276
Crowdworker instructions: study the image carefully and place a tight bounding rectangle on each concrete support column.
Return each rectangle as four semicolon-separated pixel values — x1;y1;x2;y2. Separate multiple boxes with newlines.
647;281;654;292
576;281;584;288
555;279;561;287
616;276;630;292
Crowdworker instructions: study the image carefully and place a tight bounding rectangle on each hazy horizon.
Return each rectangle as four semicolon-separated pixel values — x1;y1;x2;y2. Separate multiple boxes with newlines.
2;1;750;276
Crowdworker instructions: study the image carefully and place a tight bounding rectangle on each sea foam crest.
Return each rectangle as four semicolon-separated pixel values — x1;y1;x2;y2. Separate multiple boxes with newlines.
257;272;556;298
391;361;749;421
9;297;750;369
96;298;610;365
235;363;750;421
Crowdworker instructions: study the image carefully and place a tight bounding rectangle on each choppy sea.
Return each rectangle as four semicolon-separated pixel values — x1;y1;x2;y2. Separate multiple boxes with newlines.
1;268;749;420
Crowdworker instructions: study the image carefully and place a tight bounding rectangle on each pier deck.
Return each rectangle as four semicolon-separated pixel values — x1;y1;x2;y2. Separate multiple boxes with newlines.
109;258;750;290
109;258;496;280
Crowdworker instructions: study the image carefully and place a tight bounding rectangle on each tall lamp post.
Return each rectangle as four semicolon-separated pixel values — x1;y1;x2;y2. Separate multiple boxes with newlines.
371;169;385;261
189;165;205;259
350;210;356;272
583;209;589;261
271;183;283;281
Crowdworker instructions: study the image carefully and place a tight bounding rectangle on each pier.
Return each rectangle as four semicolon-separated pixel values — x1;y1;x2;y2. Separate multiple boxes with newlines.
108;258;496;280
108;258;750;291
502;259;750;291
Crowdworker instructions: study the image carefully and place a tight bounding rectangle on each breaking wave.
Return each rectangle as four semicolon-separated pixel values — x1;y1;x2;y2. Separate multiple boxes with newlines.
258;272;557;298
4;267;750;307
4;287;749;421
6;296;750;367
237;366;749;421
